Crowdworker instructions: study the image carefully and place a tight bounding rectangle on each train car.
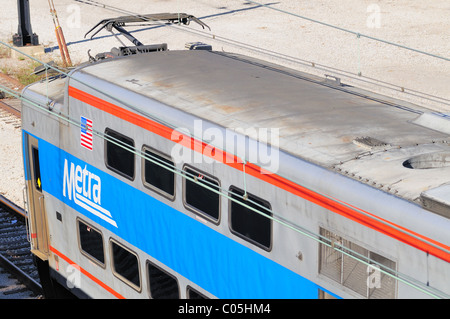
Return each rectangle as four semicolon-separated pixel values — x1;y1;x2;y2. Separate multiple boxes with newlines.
20;27;450;299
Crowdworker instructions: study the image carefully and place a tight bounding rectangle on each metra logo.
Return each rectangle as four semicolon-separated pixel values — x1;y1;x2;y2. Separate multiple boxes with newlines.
63;159;117;227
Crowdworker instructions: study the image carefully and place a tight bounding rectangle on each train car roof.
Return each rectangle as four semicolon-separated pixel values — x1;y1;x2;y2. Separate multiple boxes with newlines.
29;49;450;215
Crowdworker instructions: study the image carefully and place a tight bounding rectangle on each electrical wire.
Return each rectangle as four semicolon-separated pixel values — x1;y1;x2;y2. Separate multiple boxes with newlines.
72;0;450;109
51;0;450;258
1;80;448;299
1;34;449;298
244;0;450;62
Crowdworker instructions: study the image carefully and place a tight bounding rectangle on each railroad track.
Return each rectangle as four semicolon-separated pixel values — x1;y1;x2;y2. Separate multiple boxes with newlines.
0;97;42;298
0;263;37;298
0;98;21;117
0;98;21;128
0;195;43;298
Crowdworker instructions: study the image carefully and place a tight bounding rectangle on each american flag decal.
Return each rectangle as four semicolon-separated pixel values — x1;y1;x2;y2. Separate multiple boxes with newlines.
80;116;93;150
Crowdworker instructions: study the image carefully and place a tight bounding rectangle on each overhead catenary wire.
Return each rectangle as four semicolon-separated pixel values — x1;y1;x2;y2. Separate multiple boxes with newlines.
72;0;450;63
1;14;450;298
40;1;450;258
244;0;450;62
72;0;450;109
2;9;450;295
2;85;443;299
0;75;449;299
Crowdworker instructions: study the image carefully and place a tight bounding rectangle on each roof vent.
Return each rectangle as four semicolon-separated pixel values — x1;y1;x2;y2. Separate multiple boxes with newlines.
412;112;450;135
353;137;390;150
403;152;450;169
421;184;450;219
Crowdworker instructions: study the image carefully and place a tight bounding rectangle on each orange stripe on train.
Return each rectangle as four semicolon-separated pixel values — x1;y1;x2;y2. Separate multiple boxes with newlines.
68;85;450;263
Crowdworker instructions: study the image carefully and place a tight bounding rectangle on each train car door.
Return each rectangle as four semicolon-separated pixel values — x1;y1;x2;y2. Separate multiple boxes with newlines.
25;134;50;260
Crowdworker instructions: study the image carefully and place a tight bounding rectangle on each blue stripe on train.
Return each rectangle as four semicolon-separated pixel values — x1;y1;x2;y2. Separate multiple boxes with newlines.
35;133;332;299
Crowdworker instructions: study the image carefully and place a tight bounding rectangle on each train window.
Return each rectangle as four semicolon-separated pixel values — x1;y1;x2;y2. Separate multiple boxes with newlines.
31;147;42;192
142;147;175;200
110;240;141;291
147;262;179;299
105;129;135;180
229;186;272;250
368;251;396;299
319;227;396;299
187;286;208;299
77;219;105;266
183;166;220;223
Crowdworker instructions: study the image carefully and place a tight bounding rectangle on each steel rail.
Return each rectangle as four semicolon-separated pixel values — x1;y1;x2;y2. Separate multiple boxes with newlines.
0;195;42;296
0;97;41;295
0;38;449;299
0;251;42;296
0;99;21;118
0;194;25;220
3;83;449;299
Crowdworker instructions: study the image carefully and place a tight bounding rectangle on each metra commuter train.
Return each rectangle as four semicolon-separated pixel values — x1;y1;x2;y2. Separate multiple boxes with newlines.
20;14;450;299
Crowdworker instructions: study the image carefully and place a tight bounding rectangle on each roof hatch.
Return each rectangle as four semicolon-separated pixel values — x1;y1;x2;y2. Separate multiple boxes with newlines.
421;184;450;219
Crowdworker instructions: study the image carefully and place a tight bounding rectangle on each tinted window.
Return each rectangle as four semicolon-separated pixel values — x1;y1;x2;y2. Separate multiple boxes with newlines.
148;262;179;299
187;286;208;299
111;241;140;289
105;129;135;180
229;187;272;250
31;147;42;191
78;220;104;265
184;167;220;222
143;148;175;198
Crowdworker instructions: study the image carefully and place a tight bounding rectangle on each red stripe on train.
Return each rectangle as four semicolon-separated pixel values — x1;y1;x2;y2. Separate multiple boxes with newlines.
49;245;125;299
68;85;450;263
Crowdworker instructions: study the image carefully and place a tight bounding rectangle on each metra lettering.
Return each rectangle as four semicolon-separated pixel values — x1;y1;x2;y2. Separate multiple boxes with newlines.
63;159;101;204
63;159;117;227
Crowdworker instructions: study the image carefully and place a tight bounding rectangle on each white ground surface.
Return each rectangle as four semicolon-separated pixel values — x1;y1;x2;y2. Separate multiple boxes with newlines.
0;0;449;207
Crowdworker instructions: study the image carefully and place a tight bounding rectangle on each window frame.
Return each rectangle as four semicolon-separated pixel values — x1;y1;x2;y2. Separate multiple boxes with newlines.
141;145;176;201
228;186;273;251
104;128;135;181
77;218;106;268
109;238;142;292
147;261;180;299
182;165;221;224
318;226;397;299
187;286;208;299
